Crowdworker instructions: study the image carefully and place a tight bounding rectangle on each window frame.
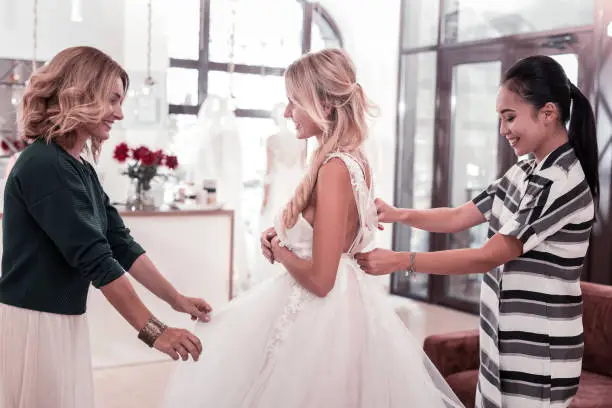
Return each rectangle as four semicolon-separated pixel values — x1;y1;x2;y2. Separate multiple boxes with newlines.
167;0;343;119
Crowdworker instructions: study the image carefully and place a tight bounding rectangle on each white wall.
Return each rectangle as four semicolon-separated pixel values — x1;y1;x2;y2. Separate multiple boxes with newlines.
97;0;170;202
0;0;124;63
122;0;168;72
318;0;401;249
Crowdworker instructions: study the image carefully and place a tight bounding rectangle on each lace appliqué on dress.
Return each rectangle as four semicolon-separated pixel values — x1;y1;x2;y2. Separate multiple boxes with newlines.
262;282;314;366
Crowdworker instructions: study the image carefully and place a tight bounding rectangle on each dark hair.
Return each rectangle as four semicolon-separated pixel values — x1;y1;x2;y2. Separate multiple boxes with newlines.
502;55;599;202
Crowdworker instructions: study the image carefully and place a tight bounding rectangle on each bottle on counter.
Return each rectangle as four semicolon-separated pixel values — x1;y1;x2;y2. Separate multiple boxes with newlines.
174;186;186;203
202;180;217;206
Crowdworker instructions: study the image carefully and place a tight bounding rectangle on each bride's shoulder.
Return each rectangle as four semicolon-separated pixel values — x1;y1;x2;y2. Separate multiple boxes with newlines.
318;156;351;180
311;160;353;211
322;151;372;191
324;152;367;173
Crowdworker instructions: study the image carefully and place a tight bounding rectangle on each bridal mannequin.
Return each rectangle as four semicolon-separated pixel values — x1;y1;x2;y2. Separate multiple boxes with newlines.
249;103;307;287
172;95;250;290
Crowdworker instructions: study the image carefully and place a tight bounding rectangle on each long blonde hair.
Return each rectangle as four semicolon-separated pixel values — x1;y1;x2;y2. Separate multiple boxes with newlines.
283;48;375;228
19;46;129;160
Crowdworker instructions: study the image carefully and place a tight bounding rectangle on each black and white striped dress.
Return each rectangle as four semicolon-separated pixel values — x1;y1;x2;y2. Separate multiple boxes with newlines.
472;143;594;408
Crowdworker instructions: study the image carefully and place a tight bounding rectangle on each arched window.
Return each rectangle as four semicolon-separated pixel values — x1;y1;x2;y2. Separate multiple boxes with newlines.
167;1;342;119
165;0;342;257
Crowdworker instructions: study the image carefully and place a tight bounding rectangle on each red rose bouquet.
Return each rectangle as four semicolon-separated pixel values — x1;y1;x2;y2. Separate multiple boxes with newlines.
113;142;179;209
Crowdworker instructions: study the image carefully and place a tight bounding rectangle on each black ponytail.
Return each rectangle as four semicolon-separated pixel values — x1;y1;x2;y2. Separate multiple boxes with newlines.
503;55;599;203
568;83;599;202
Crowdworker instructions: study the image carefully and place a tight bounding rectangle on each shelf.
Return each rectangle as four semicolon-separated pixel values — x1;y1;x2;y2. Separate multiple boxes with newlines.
0;81;26;87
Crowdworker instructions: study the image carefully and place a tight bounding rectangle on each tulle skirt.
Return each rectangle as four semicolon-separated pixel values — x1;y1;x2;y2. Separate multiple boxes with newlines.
163;256;464;408
0;303;94;408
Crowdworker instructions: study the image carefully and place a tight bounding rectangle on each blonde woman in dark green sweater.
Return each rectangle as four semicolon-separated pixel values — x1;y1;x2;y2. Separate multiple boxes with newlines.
0;46;212;408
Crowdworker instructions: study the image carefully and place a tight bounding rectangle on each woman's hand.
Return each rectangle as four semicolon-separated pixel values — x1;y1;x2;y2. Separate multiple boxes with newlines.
375;198;402;224
355;248;406;275
153;327;203;361
171;294;212;322
260;227;277;263
270;235;292;265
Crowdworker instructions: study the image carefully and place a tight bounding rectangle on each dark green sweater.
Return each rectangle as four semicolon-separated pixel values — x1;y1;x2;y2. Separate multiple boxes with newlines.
0;139;145;315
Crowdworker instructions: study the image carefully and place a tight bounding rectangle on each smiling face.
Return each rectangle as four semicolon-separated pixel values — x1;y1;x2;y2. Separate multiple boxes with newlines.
496;85;560;161
283;98;322;140
83;77;125;142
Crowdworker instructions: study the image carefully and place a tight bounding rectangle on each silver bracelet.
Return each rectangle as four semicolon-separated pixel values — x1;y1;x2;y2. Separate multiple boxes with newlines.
404;252;416;279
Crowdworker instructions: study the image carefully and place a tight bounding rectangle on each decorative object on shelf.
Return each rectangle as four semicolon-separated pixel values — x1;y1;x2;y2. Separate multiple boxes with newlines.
6;67;21;83
1;61;27;107
0;135;27;179
202;179;218;205
0;58;44;151
0;115;26;157
113;142;179;211
1;138;26;155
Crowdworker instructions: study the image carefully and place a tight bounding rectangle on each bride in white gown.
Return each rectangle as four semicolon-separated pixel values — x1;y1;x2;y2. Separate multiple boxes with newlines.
163;48;464;408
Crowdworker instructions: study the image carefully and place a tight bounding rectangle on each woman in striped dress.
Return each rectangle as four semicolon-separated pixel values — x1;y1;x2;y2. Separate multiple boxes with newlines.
356;55;598;408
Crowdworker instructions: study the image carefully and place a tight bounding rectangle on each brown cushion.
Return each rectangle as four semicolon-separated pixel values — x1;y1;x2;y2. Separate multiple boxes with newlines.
423;330;479;377
581;282;612;377
570;371;612;408
443;370;612;408
446;369;478;408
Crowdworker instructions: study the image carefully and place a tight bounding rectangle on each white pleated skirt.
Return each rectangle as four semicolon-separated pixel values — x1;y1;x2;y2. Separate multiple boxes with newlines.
0;303;94;408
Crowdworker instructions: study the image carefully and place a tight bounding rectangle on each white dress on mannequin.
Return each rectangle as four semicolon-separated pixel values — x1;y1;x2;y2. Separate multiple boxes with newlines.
162;152;464;408
250;104;306;286
172;95;249;289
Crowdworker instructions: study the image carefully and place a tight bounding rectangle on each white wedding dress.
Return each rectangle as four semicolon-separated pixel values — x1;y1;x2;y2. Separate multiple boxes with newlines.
261;129;307;224
163;152;464;408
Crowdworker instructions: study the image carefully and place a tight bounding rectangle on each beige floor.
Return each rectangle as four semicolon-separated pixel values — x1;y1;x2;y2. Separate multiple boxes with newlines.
93;294;478;408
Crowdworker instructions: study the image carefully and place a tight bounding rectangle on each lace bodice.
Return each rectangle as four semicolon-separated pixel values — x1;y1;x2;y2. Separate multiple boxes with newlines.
273;152;377;259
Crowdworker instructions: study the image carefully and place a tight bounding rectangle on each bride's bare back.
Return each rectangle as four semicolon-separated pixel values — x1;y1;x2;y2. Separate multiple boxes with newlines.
301;155;372;280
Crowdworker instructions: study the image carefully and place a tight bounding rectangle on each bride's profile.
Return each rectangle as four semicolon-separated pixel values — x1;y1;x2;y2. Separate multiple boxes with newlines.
163;48;464;408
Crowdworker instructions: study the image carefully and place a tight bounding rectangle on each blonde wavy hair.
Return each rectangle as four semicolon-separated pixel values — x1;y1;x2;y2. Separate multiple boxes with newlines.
19;46;129;160
282;48;375;228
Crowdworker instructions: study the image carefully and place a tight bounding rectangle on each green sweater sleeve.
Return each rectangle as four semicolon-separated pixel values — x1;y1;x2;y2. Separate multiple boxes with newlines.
103;190;146;270
24;168;125;288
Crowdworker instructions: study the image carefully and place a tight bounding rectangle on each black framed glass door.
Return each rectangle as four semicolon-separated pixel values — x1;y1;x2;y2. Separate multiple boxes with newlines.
429;44;510;313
